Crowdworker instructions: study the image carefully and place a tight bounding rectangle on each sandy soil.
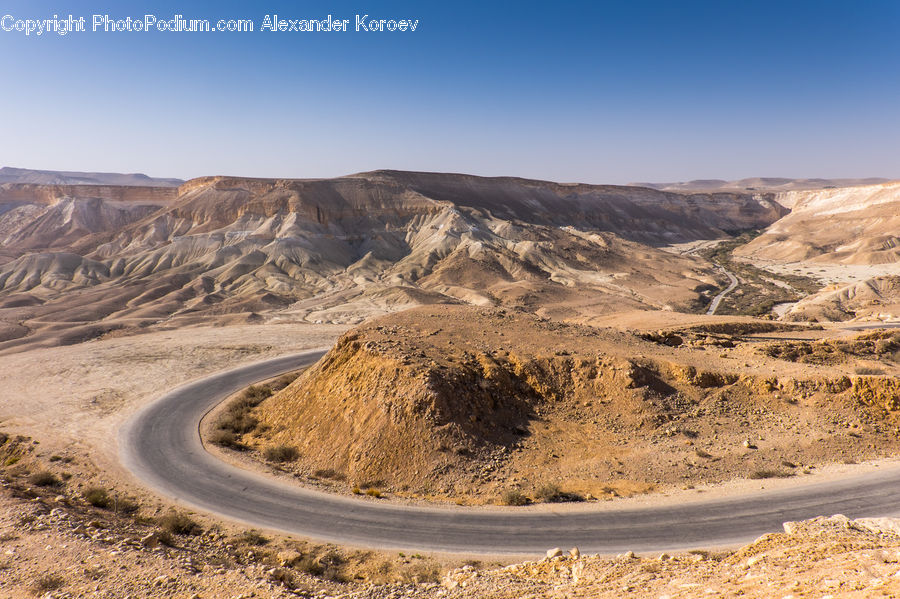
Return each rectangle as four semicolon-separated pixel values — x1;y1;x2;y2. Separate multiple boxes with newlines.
0;323;347;494
745;259;900;286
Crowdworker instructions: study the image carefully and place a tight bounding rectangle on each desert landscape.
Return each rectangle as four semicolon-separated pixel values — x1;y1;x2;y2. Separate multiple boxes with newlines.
0;165;899;597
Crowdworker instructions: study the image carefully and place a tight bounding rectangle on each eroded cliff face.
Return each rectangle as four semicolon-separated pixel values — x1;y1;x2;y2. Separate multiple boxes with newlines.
2;171;784;352
248;306;900;503
0;184;177;260
737;182;900;264
780;276;900;322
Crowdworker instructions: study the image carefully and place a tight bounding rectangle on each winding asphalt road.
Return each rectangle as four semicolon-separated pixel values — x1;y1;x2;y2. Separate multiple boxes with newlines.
706;266;740;316
121;350;900;555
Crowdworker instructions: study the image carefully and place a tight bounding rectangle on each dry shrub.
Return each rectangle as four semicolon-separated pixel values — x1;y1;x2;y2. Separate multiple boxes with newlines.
209;429;242;449
749;469;795;479
855;366;885;375
28;470;60;487
234;530;269;546
216;412;258;435
83;486;111;508
158;510;201;535
535;483;583;503
30;573;65;595
501;489;529;506
297;551;347;582
263;445;299;463
313;468;346;481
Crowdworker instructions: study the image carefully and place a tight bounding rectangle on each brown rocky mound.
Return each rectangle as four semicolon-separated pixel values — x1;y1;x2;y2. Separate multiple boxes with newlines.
247;305;900;503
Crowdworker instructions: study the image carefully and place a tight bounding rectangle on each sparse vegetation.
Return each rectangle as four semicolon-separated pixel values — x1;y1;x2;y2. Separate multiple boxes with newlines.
263;444;299;463
268;567;297;589
297;555;326;576
502;489;530;506
216;411;259;436
30;573;65;595
535;484;583;503
83;486;112;508
855;366;886;375
698;232;821;316
270;372;301;390
749;469;795;480
296;551;348;582
28;469;60;487
117;497;140;515
313;468;346;481
211;384;273;443
764;331;900;366
156;530;175;547
209;377;301;449
365;487;382;498
81;486;138;513
208;429;242;448
234;530;270;546
158;510;201;536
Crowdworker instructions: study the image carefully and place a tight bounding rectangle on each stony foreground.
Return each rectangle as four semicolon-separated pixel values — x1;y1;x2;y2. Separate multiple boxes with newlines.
439;515;900;598
4;454;900;599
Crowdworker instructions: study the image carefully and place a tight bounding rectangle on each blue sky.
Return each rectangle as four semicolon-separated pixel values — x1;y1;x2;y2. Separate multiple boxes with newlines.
1;0;898;183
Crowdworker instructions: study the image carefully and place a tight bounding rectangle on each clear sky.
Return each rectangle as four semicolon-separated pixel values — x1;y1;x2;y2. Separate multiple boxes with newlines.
1;0;898;183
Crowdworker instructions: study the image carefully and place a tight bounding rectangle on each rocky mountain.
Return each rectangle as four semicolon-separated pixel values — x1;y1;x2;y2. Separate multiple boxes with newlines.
0;167;183;187
735;182;900;264
0;170;789;352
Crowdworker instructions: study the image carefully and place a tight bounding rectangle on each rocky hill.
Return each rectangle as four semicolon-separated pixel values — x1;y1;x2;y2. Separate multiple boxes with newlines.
781;276;900;322
247;305;900;503
0;171;787;352
735;181;900;264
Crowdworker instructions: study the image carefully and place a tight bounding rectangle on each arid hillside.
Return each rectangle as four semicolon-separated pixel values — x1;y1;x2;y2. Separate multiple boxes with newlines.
735;181;900;264
781;276;900;322
0;171;788;353
244;305;900;504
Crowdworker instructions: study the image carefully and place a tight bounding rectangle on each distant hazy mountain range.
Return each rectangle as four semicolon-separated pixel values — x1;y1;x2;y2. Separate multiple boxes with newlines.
631;177;892;193
0;167;183;187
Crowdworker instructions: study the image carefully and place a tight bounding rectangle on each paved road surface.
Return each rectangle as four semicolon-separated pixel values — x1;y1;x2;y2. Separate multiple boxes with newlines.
121;351;900;555
707;267;740;315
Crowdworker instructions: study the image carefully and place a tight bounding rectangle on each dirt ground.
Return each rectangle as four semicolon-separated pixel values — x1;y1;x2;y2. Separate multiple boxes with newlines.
0;323;347;496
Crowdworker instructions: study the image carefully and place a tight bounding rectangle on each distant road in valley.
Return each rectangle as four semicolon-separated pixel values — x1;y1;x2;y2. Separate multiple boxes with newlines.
707;267;740;316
